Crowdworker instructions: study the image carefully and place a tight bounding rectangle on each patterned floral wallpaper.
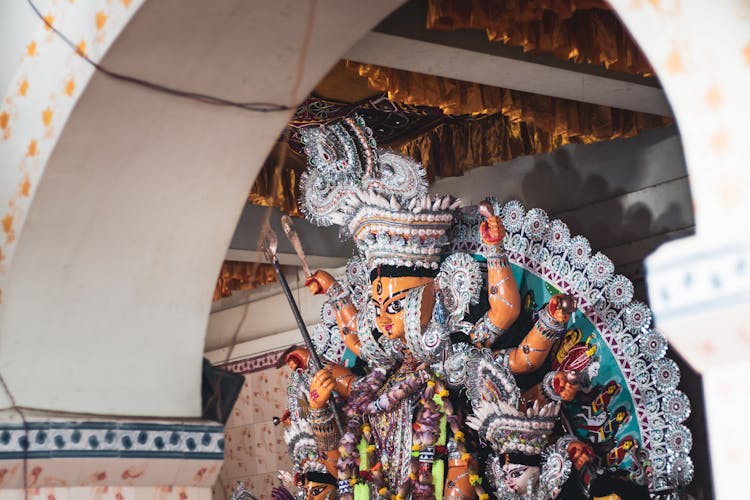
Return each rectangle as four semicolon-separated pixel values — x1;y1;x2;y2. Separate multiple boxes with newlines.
213;352;292;500
0;0;144;304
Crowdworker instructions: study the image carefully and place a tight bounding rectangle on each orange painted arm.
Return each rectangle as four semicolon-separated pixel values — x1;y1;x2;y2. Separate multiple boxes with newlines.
507;327;556;374
507;295;576;374
486;258;521;331
333;300;361;357
478;204;521;335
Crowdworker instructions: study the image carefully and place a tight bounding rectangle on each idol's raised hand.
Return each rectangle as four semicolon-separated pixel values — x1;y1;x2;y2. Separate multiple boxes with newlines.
478;200;506;245
309;368;336;409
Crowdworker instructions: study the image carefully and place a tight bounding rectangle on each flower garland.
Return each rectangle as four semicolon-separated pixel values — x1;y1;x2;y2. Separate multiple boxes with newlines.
335;364;492;500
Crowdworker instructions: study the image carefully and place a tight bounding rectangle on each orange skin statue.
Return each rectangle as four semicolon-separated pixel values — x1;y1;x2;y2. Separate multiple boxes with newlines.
478;202;580;400
478;202;521;334
304;268;470;495
303;204;581;494
305;271;362;357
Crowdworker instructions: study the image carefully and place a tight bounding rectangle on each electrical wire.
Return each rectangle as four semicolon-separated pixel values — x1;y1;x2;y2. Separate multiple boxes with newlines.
0;0;320;481
0;373;28;499
26;0;293;113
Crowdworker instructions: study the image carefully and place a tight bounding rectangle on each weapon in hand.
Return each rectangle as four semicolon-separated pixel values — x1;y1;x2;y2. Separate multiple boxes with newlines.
260;225;344;435
281;215;311;278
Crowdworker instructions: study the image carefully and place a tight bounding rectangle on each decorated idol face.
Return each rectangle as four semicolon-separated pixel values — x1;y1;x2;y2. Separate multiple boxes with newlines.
503;463;540;493
304;480;335;500
371;275;434;341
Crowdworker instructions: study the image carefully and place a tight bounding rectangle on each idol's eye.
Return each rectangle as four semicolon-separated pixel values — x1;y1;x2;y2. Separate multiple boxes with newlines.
385;299;403;314
508;467;526;479
310;486;325;495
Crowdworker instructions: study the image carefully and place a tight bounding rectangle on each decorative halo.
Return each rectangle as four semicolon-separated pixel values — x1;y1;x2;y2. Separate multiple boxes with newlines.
651;448;668;474
639;329;668;361
501;200;525;232
346;256;366;285
605;275;634;307
320;301;336;325
662;391;691;423
309;324;330;356
586;253;614;287
665;425;693;454
652;358;681;391
569;235;591;269
669;453;695;486
546;219;570;253
523;208;549;240
624;302;652;332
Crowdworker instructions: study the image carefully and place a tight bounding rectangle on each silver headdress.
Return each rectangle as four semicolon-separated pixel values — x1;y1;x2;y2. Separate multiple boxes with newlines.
299;116;460;270
283;419;321;476
467;399;573;499
466;398;561;456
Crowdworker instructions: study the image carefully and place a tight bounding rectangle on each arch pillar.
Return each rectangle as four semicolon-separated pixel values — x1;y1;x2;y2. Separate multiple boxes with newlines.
607;1;750;496
0;1;404;499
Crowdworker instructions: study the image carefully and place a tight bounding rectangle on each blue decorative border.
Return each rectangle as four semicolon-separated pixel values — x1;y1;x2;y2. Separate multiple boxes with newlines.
0;421;224;460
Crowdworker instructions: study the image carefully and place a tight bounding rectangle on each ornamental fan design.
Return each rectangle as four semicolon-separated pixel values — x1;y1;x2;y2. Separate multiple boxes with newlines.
446;200;692;491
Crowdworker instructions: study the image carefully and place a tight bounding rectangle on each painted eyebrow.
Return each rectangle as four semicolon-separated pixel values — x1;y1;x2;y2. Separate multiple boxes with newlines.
371;286;420;305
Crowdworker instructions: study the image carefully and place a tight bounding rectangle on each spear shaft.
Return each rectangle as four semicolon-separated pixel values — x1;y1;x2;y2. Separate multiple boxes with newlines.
261;228;344;435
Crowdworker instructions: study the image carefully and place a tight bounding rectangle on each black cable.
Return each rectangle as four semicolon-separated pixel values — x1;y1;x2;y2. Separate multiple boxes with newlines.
26;0;292;113
0;373;29;500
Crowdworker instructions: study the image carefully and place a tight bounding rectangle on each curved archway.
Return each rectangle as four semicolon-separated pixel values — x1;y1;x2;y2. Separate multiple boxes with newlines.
0;0;405;417
1;0;747;496
605;3;750;497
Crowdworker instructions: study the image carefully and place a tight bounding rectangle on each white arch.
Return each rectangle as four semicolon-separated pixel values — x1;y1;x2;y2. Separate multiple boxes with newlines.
0;0;404;417
2;3;749;493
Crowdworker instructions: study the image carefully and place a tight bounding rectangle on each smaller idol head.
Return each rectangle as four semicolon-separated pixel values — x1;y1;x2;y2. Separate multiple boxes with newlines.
502;462;540;493
497;453;543;495
303;471;336;500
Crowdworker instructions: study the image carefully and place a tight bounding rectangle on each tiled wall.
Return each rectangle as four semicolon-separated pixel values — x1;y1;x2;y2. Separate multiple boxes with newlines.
0;486;212;500
213;351;292;500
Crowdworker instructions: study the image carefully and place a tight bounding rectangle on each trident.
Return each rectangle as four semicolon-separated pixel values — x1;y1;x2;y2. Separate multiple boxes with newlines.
260;221;344;435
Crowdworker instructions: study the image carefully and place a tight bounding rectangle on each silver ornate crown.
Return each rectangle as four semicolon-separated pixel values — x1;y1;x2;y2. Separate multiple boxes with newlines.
299;116;460;270
283;419;320;475
467;398;561;456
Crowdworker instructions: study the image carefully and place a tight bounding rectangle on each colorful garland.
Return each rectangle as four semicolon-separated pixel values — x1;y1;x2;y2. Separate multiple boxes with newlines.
335;364;492;499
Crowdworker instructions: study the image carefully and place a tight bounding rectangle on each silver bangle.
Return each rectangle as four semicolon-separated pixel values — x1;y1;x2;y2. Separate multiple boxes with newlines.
326;281;349;301
471;313;506;345
542;371;562;402
486;252;509;269
535;305;566;339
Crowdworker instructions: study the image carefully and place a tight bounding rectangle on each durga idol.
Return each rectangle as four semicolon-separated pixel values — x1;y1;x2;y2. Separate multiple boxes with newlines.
289;116;588;499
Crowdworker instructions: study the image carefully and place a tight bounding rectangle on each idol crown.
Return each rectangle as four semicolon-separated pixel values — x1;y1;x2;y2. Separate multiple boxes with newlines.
468;399;561;456
299;116;460;270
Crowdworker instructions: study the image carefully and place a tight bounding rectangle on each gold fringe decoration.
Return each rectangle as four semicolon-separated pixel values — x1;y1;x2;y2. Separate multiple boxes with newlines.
213;261;277;301
348;62;671;178
426;0;654;76
248;154;302;217
246;61;671;216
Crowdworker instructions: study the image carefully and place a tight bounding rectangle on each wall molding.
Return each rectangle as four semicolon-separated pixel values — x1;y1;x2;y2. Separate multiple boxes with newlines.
0;420;224;461
217;348;287;375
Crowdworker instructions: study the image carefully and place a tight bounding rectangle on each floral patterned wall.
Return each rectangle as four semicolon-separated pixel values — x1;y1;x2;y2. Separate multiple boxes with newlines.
0;486;213;500
213;351;292;500
0;0;144;305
